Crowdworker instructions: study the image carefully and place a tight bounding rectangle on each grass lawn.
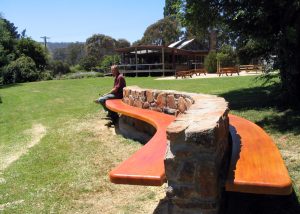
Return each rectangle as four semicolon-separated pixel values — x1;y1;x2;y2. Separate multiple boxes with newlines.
0;76;299;213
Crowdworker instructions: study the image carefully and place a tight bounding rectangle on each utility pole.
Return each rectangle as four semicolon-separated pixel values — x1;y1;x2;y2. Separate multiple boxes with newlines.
40;36;50;48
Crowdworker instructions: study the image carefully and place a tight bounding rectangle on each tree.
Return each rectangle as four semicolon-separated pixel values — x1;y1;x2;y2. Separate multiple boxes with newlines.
140;16;182;45
164;0;180;17
52;42;85;65
66;42;85;65
0;17;49;84
17;38;48;70
132;39;142;46
116;39;130;48
2;18;20;39
85;34;116;62
52;47;67;62
174;0;300;106
0;18;17;67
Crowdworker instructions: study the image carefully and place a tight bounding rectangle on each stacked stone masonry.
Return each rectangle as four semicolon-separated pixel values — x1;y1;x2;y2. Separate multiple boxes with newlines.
122;86;230;214
123;86;194;116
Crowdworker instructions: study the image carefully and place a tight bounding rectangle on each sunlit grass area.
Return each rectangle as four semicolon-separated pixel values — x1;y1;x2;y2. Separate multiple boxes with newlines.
0;76;299;213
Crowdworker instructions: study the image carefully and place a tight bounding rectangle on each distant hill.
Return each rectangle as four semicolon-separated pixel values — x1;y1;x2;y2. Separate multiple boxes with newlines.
45;42;85;54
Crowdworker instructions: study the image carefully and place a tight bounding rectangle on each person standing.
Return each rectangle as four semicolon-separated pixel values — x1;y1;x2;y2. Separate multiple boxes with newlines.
95;65;126;120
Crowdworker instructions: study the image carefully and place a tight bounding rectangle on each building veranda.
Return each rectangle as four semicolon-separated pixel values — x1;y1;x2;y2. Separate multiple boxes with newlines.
111;39;210;76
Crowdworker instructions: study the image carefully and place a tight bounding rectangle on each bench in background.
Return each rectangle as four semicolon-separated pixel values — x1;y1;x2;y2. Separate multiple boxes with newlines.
239;64;265;73
218;67;240;76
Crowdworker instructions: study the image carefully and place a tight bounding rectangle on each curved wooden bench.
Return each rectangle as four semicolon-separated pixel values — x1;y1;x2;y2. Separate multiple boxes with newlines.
106;99;175;186
105;99;292;195
226;114;292;195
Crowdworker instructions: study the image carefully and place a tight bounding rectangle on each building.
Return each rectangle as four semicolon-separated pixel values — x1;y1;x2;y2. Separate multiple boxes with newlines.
114;38;209;76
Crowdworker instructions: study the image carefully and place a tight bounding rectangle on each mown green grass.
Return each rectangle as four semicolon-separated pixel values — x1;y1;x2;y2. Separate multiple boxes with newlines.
0;76;299;213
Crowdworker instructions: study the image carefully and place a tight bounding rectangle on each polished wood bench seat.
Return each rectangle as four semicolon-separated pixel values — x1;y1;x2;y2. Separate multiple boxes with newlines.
226;114;292;195
105;99;292;195
106;99;175;186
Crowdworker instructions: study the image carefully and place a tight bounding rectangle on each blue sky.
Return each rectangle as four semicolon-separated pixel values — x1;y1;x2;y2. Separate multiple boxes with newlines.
0;0;165;44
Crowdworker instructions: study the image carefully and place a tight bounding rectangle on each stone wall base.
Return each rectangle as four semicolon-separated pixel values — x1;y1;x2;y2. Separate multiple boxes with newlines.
118;115;156;144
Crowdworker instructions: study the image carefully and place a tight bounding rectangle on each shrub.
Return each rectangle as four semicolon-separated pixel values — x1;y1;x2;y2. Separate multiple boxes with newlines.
2;56;38;84
50;60;71;76
204;51;217;73
217;45;238;67
79;56;98;71
39;70;53;81
70;64;84;73
99;55;120;72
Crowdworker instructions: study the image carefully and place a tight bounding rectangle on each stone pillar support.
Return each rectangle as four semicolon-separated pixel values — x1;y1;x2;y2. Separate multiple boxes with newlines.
165;94;229;214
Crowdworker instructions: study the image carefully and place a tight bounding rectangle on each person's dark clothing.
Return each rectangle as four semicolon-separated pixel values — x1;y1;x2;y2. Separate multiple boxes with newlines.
113;74;126;98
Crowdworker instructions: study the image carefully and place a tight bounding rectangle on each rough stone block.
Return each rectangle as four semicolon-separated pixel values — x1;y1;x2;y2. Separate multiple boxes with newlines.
129;95;134;106
185;98;193;109
123;97;130;105
178;97;187;113
146;90;154;102
167;94;177;109
133;99;143;108
177;161;196;183
163;107;177;115
142;101;150;109
157;93;167;108
167;120;189;143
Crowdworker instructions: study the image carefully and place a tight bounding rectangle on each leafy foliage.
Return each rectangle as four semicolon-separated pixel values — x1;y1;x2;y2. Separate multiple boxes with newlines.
52;42;85;66
140;16;182;45
99;55;120;72
17;38;48;69
204;51;217;73
79;56;98;71
50;60;71;76
2;56;38;84
85;34;116;62
217;45;238;67
116;39;130;48
164;0;181;17
0;19;17;67
171;0;300;106
0;17;49;84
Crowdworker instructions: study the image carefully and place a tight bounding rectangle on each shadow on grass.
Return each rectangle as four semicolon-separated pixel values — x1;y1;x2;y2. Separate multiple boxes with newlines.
224;191;300;214
0;83;21;89
256;109;300;135
219;83;300;135
219;83;279;110
153;191;300;214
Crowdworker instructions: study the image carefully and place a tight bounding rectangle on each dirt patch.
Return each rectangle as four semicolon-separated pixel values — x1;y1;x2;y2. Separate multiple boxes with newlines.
0;123;46;171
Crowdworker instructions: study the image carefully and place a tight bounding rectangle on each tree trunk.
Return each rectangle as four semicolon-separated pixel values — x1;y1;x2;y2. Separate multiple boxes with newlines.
279;35;300;107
